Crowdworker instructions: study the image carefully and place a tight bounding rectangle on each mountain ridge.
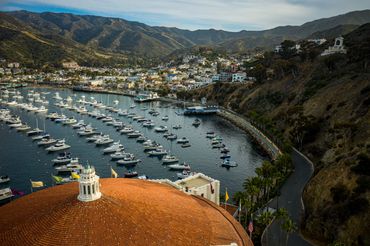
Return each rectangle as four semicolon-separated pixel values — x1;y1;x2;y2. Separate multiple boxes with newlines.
1;9;370;65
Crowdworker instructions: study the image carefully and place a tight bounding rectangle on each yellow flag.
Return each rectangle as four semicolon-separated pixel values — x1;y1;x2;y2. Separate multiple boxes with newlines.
71;172;80;179
225;190;229;202
111;167;118;178
31;180;44;188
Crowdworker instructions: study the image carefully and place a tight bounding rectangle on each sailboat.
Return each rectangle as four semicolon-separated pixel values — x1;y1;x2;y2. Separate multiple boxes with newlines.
26;117;43;136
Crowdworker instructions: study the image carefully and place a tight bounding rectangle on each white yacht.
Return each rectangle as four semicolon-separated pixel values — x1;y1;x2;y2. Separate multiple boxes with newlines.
221;159;238;167
72;120;86;128
168;163;191;170
177;137;189;144
103;141;124;153
162;155;179;164
127;131;141;138
117;154;141;165
55;163;83;173
120;126;134;134
154;126;168;132
0;188;14;201
16;124;31;132
37;138;57;146
63;117;77;125
0;175;10;184
110;151;127;160
148;148;168;156
45;139;71;152
95;136;114;146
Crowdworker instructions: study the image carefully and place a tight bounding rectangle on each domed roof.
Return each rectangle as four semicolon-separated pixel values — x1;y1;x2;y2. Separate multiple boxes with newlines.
0;179;252;246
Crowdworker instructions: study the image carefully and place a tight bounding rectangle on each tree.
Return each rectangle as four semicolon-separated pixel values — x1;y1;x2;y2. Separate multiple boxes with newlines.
282;218;296;246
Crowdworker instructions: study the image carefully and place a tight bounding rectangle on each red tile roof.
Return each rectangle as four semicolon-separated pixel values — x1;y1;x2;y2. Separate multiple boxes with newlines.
0;178;253;246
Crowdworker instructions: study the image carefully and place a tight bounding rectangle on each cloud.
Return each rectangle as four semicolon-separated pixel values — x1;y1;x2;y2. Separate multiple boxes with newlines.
1;0;370;31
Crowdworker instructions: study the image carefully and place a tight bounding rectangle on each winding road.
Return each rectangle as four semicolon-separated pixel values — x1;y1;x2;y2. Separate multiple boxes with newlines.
262;148;314;246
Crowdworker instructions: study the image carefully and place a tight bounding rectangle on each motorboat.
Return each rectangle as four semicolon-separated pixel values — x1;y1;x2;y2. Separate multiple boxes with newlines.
168;163;191;170
129;104;136;109
95;136;114;146
220;154;231;159
177;171;197;179
16;124;31;132
120;127;134;134
117;154;141;165
35;106;48;113
181;143;191;148
142;121;155;128
32;133;50;141
77;126;96;136
0;188;14;201
154;126;168;132
9;122;23;128
136;135;146;143
54;115;68;123
51;152;72;164
172;125;182;129
37;138;57;146
26;128;43;136
221;159;238;167
103;142;124;153
161;115;169;121
127;113;136;118
192;118;201;127
124;170;138;178
118;109;128;116
166;133;177;140
110;151;127;160
0;175;10;184
143;142;162;151
86;133;106;142
55;163;83;173
162;155;179;164
102;116;113;122
63;117;77;125
127;131;141;138
177;137;189;144
72;120;86;129
221;147;230;153
45;139;71;152
46;112;62;120
148;148;167;156
206;132;216;138
212;142;224;149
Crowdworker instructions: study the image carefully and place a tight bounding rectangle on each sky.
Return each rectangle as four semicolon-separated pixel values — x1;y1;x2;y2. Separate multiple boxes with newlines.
1;0;370;31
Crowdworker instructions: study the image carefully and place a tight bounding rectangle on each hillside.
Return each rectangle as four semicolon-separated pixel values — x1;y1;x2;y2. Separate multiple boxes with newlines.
0;9;370;65
187;24;370;245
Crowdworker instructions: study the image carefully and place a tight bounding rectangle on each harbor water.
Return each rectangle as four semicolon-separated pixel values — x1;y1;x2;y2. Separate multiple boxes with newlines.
0;88;267;198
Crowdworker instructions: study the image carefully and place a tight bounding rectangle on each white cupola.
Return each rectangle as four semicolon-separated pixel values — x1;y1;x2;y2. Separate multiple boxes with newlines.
77;165;101;202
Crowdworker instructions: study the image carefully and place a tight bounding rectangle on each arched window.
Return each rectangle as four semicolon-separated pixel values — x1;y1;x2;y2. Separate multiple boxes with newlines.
88;185;91;195
83;185;86;195
92;184;95;194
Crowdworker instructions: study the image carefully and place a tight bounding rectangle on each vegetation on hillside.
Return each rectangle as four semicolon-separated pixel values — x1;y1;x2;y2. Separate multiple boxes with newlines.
188;24;370;245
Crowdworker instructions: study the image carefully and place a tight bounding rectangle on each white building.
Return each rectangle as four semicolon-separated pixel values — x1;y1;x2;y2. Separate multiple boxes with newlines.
321;37;347;56
232;72;247;83
152;173;220;205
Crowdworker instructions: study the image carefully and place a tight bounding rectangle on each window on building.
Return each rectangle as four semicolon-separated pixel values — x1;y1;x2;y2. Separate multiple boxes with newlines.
83;186;86;195
88;185;91;195
92;184;95;194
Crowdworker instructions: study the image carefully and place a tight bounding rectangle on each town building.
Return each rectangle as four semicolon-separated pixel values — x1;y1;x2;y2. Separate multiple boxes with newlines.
62;61;79;69
232;72;247;83
0;166;252;246
321;37;347;56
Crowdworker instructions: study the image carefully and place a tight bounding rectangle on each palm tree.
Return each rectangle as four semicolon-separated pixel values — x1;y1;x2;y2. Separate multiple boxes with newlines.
282;218;296;246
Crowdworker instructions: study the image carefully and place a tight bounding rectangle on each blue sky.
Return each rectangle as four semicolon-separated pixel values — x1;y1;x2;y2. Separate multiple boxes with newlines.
1;0;370;31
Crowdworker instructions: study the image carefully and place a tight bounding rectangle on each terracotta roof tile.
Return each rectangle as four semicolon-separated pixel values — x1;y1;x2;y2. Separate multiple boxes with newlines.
0;179;252;246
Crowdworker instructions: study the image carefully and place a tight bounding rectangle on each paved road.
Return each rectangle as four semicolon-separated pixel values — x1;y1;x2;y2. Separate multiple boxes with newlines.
262;148;314;246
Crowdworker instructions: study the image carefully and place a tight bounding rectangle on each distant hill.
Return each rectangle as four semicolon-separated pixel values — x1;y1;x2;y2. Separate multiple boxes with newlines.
0;9;370;65
307;24;359;39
